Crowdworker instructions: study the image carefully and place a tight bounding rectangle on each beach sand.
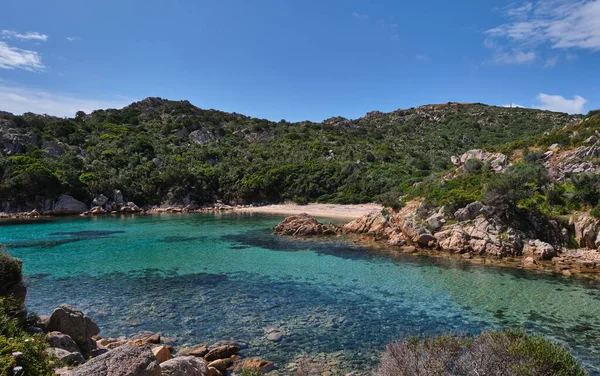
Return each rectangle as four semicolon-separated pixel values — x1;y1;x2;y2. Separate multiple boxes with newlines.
234;203;382;220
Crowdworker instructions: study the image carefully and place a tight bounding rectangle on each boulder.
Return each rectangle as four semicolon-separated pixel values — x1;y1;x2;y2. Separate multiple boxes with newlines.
523;257;537;268
144;333;161;344
273;214;338;236
572;214;600;249
114;190;125;206
67;345;161;376
47;331;81;354
399;219;436;248
204;345;240;362
242;358;275;373
523;240;557;260
46;347;85;365
42;141;65;157
160;356;209;376
151;345;172;363
454;201;484;222
179;344;209;357
343;212;388;234
92;194;109;206
53;195;88;215
189;129;217;145
426;213;445;231
47;304;100;353
207;359;229;373
208;367;222;376
434;217;524;257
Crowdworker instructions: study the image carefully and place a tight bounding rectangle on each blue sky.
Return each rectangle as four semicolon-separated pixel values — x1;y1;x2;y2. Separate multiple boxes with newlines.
0;0;598;121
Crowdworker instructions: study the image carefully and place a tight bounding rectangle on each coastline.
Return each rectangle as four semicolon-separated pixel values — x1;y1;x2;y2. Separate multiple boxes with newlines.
234;203;382;220
0;203;382;221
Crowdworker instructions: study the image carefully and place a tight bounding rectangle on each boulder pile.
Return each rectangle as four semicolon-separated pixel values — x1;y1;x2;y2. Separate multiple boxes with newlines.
36;305;274;376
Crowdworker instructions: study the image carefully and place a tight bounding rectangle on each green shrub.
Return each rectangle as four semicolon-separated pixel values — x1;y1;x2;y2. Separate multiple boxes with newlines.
0;250;23;297
377;329;587;376
463;158;483;174
483;162;549;208
0;298;58;376
374;191;404;210
240;369;264;376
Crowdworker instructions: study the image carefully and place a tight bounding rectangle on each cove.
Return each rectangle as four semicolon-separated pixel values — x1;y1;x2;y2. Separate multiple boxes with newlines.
2;212;600;374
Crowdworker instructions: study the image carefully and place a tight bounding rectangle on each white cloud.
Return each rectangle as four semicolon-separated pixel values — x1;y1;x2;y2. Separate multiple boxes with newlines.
416;53;430;62
494;50;536;64
487;0;600;50
505;2;534;19
536;93;588;113
0;30;48;42
0;41;44;71
0;85;130;117
66;36;81;42
544;55;560;67
484;37;536;64
352;11;369;20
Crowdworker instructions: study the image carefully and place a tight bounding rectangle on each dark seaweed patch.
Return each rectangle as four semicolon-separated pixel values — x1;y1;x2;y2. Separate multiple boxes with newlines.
49;230;125;237
159;236;207;243
6;238;83;249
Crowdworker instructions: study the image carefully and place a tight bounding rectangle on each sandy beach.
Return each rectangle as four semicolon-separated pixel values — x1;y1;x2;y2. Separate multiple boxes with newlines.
234;203;382;220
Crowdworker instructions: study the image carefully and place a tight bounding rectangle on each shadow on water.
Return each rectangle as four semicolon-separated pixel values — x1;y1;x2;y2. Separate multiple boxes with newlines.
5;230;126;250
159;236;207;243
6;238;84;249
0;219;55;226
49;230;125;237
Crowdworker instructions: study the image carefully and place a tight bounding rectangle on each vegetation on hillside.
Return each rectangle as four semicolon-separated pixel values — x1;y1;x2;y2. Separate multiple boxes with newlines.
406;116;600;220
0;99;578;208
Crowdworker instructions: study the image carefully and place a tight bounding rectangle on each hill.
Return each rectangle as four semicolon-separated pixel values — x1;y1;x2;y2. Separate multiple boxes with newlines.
0;98;581;211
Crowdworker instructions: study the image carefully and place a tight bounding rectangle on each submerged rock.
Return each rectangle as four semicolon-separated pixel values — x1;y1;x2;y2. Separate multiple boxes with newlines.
273;214;338;236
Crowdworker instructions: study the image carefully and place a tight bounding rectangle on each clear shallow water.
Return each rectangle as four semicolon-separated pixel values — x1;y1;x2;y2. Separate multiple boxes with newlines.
2;213;600;374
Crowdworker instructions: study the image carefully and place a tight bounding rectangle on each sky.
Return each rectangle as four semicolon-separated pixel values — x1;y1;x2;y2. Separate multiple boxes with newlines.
0;0;599;121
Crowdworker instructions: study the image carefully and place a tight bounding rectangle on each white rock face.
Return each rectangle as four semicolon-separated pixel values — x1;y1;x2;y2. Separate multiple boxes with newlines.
53;195;88;214
451;149;509;173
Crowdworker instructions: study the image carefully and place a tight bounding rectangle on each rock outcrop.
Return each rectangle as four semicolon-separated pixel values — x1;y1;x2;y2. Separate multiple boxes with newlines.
454;201;485;222
66;345;161;376
434;217;523;257
273;214;338;236
53;195;88;215
451;149;509;173
546;145;600;181
571;214;600;249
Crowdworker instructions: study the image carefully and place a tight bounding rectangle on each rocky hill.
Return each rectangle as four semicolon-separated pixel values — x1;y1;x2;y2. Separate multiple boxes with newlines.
0;98;582;213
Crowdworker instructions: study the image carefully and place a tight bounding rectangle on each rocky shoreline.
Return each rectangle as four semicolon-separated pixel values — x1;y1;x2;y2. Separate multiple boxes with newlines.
273;205;600;280
34;304;279;376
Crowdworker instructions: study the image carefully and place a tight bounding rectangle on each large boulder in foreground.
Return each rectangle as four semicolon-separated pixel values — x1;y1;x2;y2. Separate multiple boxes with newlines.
47;304;100;353
67;345;161;376
53;195;88;215
160;356;209;376
274;214;338;236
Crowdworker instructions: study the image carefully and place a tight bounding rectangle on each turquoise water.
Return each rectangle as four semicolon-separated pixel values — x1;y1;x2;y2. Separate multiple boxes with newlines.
2;213;600;374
